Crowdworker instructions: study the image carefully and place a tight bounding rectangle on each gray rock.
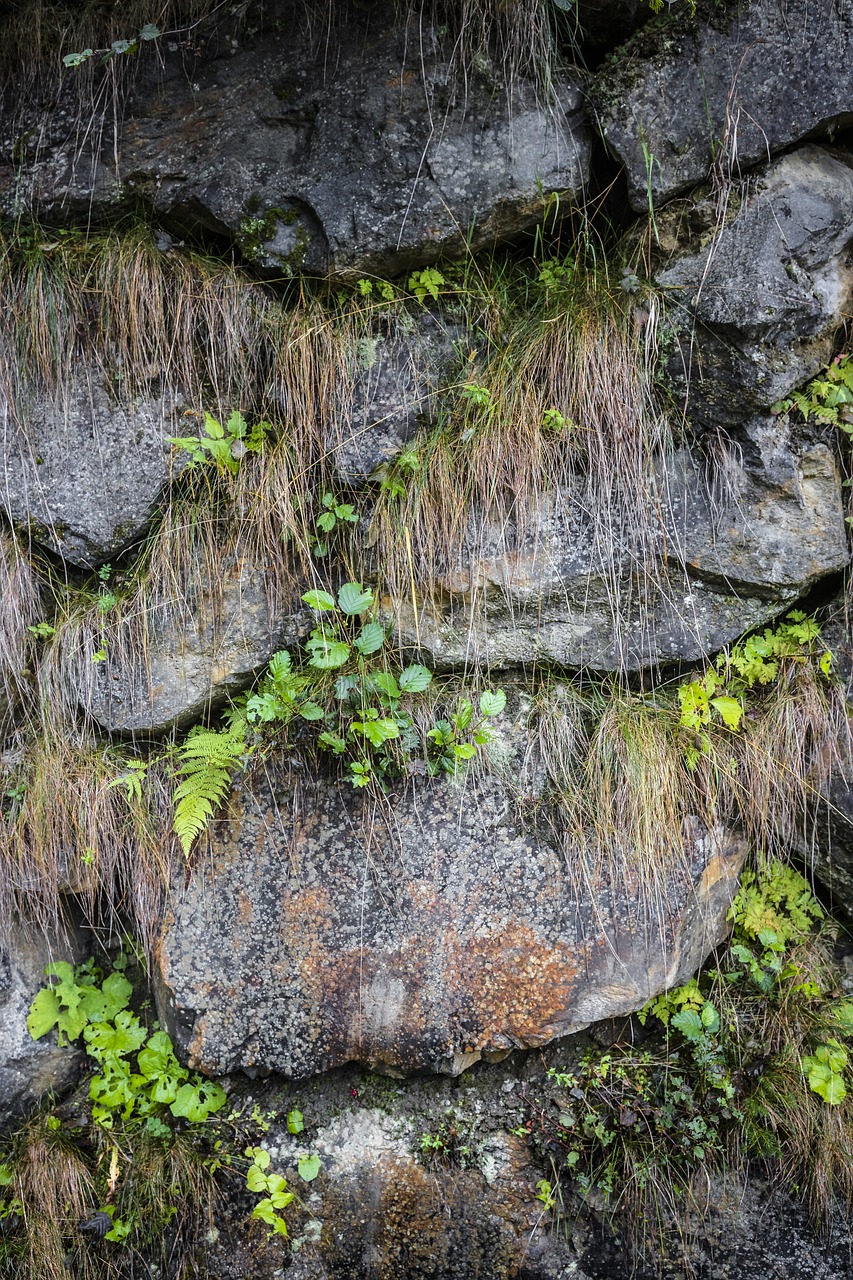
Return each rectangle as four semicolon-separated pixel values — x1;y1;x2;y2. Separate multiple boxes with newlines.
79;562;309;736
592;0;853;211
3;5;590;281
0;374;186;568
0;920;87;1123
388;421;848;672
329;312;465;484
657;146;853;428
156;758;744;1078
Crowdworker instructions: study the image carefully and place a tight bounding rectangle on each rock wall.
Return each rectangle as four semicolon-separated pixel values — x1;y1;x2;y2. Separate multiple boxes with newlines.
2;0;853;1276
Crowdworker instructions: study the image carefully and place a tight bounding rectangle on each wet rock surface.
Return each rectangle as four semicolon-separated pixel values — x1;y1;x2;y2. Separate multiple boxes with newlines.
0;375;185;568
657;146;853;429
3;4;590;281
593;0;853;210
156;759;744;1078
0;919;87;1124
391;423;849;672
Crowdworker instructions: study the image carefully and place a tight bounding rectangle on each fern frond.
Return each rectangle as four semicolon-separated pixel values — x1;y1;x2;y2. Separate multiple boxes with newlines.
172;726;246;856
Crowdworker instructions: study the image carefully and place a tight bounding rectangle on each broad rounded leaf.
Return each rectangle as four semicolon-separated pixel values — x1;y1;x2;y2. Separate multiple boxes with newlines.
307;640;351;669
354;621;385;655
287;1108;304;1134
298;701;326;721
337;582;374;616
27;988;61;1040
479;689;506;718
399;664;432;693
301;589;336;612
297;1153;321;1183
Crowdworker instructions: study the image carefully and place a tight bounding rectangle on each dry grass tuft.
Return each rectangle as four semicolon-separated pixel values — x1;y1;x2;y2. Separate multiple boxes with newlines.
0;730;171;954
368;260;677;661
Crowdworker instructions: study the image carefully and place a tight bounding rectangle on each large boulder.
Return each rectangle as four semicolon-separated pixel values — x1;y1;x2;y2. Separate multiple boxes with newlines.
0;374;185;568
3;5;591;281
155;757;745;1078
593;0;853;210
388;420;848;672
656;146;853;429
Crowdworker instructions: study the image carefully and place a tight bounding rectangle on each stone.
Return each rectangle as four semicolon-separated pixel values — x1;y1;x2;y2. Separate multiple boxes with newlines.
330;312;465;484
3;5;591;282
155;758;745;1078
592;0;853;211
388;420;849;672
0;919;87;1124
0;373;185;568
81;560;309;736
656;147;853;429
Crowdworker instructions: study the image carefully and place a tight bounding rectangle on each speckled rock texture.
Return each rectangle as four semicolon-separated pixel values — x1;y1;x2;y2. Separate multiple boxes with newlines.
0;373;185;568
593;0;853;211
2;3;590;282
656;146;853;429
80;565;310;736
329;311;465;484
156;759;745;1078
0;919;87;1125
389;419;849;671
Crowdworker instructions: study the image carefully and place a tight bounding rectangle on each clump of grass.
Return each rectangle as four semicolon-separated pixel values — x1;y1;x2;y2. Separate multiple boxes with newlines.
0;530;42;725
0;729;170;953
368;255;679;669
0;1107;97;1280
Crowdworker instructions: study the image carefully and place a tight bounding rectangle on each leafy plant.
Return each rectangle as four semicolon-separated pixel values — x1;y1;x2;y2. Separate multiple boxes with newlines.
309;491;358;558
167;409;270;476
408;267;446;303
62;22;160;66
245;1147;294;1238
773;353;853;430
171;725;247;856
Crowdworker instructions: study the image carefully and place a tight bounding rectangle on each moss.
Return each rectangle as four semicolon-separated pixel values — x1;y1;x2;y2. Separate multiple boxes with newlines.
237;202;310;273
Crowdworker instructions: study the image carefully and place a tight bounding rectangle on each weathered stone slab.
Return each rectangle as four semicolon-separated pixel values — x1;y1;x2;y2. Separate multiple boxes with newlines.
3;5;590;281
389;421;848;672
657;146;853;429
593;0;853;210
0;374;185;568
156;762;744;1078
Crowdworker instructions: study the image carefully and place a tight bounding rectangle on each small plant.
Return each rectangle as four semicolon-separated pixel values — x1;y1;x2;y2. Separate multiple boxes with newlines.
167;409;270;475
773;353;853;430
309;491;358;558
357;277;396;302
171;724;247;856
676;612;832;766
408;267;446;303
62;22;160;67
245;1146;294;1238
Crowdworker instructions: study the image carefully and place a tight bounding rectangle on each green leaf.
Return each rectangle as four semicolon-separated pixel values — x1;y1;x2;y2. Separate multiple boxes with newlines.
299;701;326;721
453;743;477;760
670;1009;704;1042
354;621;385;655
399;664;432;693
169;1079;227;1122
287;1108;305;1134
84;1010;147;1058
318;731;346;754
337;583;374;616
370;671;401;701
139;22;161;39
247;1164;271;1193
301;589;337;612
306;636;351;669
226;410;247;439
316;511;337;533
479;689;506;717
26;987;61;1040
63;49;94;67
297;1153;321;1182
352;718;400;747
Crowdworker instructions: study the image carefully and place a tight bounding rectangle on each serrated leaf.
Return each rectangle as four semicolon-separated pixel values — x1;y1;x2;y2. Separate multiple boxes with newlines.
307;638;351;669
170;1079;227;1122
139;22;161;39
370;671;400;701
26;987;61;1040
337;582;373;615
710;696;743;730
399;664;432;693
479;689;506;717
352;718;399;747
298;701;326;721
301;589;336;611
316;512;337;533
354;621;385;655
670;1009;704;1041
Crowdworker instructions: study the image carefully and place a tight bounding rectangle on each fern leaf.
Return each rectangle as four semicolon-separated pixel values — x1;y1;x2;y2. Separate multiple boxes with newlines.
172;726;246;856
